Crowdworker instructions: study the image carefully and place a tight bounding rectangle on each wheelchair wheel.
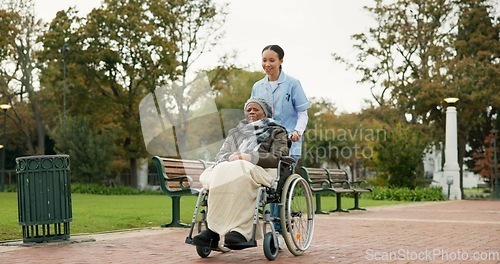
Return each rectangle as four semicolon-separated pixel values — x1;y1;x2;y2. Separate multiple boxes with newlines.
280;174;315;256
192;192;231;254
195;211;231;253
263;232;279;260
196;246;211;258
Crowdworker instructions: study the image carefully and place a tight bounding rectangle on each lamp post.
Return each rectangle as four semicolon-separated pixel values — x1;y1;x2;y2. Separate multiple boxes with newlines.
492;129;499;200
61;44;69;125
442;97;461;200
0;103;11;192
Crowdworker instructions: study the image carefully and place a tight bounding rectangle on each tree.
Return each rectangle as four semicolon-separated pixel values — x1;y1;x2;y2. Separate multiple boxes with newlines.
211;68;261;110
147;0;227;159
39;0;227;186
39;0;177;185
340;0;456;118
472;132;499;189
333;0;455;187
302;98;340;168
452;0;499;194
0;0;46;156
373;123;430;188
335;0;498;194
51;116;117;183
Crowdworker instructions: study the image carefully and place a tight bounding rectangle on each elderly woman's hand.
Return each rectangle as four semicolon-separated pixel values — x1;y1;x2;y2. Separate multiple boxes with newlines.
228;152;252;162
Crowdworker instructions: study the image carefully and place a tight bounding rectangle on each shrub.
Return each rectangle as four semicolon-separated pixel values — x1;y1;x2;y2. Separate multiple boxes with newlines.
71;183;161;195
367;186;446;201
0;183;161;195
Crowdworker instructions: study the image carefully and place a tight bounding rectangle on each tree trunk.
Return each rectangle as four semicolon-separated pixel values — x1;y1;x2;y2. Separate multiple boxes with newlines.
130;157;138;188
458;129;469;200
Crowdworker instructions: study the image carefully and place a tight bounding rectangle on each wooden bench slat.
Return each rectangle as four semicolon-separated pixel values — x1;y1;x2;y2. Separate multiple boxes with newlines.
301;166;374;213
325;168;372;211
164;167;206;175
152;156;210;227
163;162;206;167
301;166;352;213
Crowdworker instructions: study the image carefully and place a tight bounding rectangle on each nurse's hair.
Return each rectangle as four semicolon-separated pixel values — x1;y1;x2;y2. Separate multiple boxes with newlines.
262;45;284;70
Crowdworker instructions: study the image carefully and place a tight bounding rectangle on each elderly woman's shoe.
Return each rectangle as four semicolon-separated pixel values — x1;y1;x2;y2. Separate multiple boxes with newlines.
192;229;220;248
224;231;247;244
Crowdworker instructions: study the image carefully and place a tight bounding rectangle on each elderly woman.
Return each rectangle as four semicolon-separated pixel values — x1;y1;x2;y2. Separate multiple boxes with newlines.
192;97;289;248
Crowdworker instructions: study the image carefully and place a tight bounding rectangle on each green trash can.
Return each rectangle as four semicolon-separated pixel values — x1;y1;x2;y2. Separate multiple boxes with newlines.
16;155;72;243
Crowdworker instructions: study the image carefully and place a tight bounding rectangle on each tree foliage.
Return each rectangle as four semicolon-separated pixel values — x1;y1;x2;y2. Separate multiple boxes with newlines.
472;132;499;185
301;98;339;168
373;123;430;188
334;0;498;190
146;0;227;160
300;99;383;182
51;116;117;183
342;0;456;121
211;67;261;110
452;0;500;179
0;0;46;156
0;0;227;186
38;0;180;185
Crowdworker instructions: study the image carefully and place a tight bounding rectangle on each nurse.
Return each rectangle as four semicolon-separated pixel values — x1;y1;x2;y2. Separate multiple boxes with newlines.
251;45;310;244
251;44;310;163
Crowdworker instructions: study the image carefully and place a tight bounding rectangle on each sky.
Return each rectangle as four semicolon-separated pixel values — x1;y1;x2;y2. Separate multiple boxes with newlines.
34;0;376;113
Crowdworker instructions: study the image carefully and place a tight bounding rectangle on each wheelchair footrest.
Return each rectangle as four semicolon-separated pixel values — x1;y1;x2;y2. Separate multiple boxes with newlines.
223;240;257;250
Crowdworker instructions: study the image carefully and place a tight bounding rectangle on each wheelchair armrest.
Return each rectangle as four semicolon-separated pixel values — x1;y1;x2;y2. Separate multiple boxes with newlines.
280;156;295;166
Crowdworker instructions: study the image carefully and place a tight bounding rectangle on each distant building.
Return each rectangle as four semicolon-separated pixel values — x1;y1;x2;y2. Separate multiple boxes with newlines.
424;143;488;189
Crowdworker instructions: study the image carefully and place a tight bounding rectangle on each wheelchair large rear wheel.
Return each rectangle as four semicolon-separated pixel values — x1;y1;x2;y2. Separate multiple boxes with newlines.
280;174;315;256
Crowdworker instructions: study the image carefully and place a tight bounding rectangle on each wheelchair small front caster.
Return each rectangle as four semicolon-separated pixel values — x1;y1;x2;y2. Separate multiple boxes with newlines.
196;246;211;258
263;232;279;260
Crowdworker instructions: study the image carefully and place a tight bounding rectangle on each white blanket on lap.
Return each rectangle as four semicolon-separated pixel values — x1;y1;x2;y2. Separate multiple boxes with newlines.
200;160;276;241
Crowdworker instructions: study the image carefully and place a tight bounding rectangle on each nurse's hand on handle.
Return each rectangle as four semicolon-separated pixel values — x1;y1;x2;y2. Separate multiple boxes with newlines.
290;130;301;142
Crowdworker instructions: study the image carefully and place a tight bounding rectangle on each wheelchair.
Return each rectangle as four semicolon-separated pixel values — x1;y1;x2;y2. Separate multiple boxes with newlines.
185;156;315;261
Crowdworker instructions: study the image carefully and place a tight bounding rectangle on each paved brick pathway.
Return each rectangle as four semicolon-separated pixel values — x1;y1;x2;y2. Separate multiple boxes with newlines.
1;200;499;263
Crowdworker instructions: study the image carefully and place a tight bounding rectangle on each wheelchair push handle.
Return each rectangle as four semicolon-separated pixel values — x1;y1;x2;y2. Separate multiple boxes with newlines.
280;156;295;166
287;133;293;148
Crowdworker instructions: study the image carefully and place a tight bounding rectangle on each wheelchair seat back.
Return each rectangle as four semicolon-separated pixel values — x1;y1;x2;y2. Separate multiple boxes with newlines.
268;156;295;202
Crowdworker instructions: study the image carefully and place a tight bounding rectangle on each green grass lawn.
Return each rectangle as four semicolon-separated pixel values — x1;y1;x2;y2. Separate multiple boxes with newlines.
463;187;491;199
0;192;407;242
463;187;490;195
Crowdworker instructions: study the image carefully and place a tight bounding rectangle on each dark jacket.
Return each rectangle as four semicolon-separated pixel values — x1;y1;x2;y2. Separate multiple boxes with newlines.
215;124;289;168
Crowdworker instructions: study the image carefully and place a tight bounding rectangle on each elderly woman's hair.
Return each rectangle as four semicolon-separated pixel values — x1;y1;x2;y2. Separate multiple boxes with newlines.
244;97;273;118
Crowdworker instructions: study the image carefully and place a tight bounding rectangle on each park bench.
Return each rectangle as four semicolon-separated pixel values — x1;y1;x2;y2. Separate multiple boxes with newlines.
300;167;354;214
152;156;213;228
324;168;373;211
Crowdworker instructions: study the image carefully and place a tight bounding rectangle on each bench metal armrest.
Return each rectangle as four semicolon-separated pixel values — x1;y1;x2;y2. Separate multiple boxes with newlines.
331;180;352;189
186;175;204;194
311;179;331;188
350;180;368;188
165;176;191;190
